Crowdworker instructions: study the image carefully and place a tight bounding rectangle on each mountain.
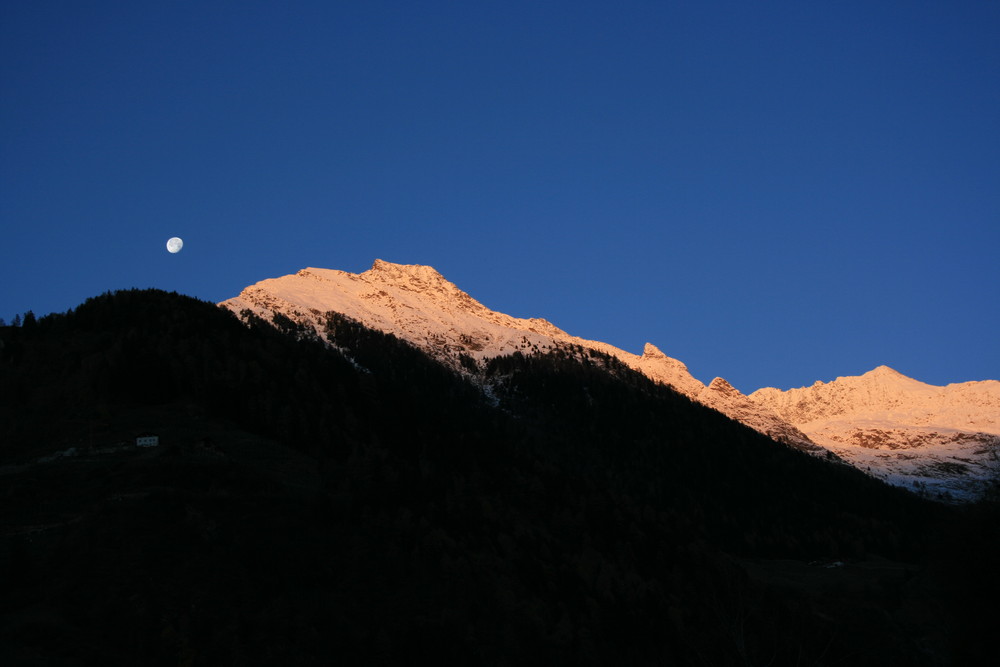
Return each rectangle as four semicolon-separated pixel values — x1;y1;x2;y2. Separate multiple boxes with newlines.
221;260;999;500
7;288;988;665
221;260;818;452
750;367;1000;501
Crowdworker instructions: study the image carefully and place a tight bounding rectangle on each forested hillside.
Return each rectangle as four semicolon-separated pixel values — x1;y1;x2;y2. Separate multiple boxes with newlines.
1;290;995;665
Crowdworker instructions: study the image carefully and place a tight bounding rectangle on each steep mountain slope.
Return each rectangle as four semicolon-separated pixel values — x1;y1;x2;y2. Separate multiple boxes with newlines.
221;260;817;451
751;367;1000;501
221;260;1000;500
5;289;977;665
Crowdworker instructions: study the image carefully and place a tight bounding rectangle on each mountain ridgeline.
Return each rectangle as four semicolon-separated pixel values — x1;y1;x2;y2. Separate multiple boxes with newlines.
221;260;1000;502
1;288;995;665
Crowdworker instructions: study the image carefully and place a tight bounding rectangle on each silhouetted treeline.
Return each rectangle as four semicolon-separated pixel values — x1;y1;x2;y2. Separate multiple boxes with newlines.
0;289;993;665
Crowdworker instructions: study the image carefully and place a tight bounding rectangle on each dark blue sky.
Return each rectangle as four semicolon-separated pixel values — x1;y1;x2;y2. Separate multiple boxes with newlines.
3;1;998;392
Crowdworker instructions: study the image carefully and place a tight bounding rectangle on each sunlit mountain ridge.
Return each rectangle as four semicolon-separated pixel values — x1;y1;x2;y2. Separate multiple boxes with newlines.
751;368;1000;501
222;259;1000;502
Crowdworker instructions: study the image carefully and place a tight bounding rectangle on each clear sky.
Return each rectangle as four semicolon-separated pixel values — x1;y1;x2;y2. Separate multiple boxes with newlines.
2;1;998;393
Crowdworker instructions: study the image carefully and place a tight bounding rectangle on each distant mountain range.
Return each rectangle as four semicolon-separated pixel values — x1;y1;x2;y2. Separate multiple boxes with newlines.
222;259;1000;502
751;366;1000;501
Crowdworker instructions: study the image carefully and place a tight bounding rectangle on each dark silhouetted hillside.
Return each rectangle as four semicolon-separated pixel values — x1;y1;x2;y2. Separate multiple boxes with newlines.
1;289;995;665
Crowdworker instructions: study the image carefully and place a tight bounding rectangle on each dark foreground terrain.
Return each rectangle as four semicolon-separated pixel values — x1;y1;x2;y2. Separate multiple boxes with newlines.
2;290;997;665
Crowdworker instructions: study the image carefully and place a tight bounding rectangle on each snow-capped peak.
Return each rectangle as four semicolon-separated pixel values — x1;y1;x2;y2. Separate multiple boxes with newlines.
221;260;712;396
749;366;959;424
219;260;999;500
364;259;451;288
866;364;902;377
219;260;817;451
749;368;1000;501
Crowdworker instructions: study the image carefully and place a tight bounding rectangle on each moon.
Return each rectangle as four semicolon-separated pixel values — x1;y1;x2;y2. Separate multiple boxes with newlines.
166;237;183;254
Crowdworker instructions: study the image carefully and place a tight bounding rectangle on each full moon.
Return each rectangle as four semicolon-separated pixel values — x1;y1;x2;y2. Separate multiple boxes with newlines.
166;237;183;254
